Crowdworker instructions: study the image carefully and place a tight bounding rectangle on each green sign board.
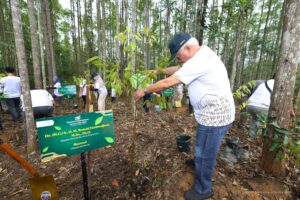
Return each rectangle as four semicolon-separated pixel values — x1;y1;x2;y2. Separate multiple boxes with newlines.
36;111;114;162
162;88;174;97
58;85;77;98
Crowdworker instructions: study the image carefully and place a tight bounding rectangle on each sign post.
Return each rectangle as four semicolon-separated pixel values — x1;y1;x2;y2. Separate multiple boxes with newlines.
36;107;114;200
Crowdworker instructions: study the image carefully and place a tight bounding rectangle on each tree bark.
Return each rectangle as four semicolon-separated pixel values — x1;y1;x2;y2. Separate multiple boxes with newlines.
27;0;42;89
36;0;46;89
256;0;273;79
115;0;120;65
261;0;300;176
131;0;137;71
70;0;78;74
40;0;53;83
144;0;151;69
230;13;243;91
44;0;56;78
196;0;208;45
11;0;36;153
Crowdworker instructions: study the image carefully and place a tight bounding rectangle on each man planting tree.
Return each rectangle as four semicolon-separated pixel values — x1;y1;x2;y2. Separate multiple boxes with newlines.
135;33;235;200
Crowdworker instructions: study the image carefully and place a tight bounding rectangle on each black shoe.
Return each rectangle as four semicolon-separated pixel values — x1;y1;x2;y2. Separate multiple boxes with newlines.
184;188;214;200
185;159;195;169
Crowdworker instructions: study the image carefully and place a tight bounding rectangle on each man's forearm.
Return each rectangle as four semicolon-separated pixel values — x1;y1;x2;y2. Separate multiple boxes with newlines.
163;66;180;76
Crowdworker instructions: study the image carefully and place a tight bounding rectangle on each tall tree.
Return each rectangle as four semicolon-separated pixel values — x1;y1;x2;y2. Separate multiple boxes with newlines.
144;0;151;69
115;0;120;64
255;0;273;79
131;0;137;71
44;0;56;78
27;0;42;89
40;0;53;82
70;0;78;73
196;0;207;45
36;0;47;89
260;0;300;176
11;0;36;153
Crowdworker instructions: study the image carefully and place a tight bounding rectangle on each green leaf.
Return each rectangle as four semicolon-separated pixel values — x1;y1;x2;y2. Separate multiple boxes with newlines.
269;121;281;128
42;146;49;153
105;137;114;144
283;136;289;145
291;143;300;153
296;155;300;164
274;127;292;135
95;116;104;125
54;126;62;131
85;56;99;63
269;143;279;151
275;151;283;161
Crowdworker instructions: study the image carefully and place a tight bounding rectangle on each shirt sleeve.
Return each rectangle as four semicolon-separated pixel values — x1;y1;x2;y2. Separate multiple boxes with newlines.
172;58;207;85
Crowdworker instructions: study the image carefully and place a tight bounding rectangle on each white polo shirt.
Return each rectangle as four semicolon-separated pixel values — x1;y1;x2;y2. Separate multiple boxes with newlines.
0;76;21;98
248;79;274;109
173;46;235;126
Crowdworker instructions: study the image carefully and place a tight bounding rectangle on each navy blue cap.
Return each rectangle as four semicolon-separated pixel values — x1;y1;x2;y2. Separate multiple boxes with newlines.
91;72;99;79
168;33;191;61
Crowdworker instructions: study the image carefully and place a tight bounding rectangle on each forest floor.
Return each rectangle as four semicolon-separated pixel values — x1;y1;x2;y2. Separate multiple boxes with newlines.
0;97;299;200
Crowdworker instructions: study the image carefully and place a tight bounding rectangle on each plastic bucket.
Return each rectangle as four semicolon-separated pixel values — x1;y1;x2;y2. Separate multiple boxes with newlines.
176;135;191;152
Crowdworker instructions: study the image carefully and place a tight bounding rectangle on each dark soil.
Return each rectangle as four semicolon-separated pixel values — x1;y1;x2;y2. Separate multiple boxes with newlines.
0;98;299;200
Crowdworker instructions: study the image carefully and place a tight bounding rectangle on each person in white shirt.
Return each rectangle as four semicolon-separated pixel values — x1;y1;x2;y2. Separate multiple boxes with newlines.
91;72;107;111
246;79;274;137
52;75;63;108
79;78;87;109
111;87;117;103
30;89;54;119
135;33;235;200
0;67;22;122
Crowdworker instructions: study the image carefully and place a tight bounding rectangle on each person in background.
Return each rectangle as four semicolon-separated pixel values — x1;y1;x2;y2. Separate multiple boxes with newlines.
111;87;117;103
52;75;63;108
29;89;55;119
79;78;87;109
0;67;22;122
135;33;235;200
91;72;107;111
246;79;274;137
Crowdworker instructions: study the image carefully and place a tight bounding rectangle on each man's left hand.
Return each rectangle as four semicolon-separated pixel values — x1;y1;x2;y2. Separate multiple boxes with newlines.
134;89;145;101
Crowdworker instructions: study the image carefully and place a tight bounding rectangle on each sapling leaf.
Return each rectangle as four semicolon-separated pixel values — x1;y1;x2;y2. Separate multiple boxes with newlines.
95;116;104;125
275;151;283;161
283;136;289;145
270;143;279;151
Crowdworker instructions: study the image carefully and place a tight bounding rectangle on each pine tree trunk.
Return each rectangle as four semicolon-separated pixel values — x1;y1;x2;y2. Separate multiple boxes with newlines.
76;0;83;73
144;0;151;69
248;0;265;81
230;13;243;91
256;0;273;79
27;0;42;89
45;0;56;77
131;0;137;71
36;0;46;89
115;0;120;65
196;0;207;45
11;0;36;153
40;0;53;83
260;0;300;176
71;0;78;74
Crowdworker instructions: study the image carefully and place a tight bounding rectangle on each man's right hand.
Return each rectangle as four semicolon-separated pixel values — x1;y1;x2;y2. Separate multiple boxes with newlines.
134;89;145;101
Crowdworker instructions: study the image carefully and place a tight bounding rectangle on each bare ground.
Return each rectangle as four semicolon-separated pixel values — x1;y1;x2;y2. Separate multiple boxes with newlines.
0;98;299;200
